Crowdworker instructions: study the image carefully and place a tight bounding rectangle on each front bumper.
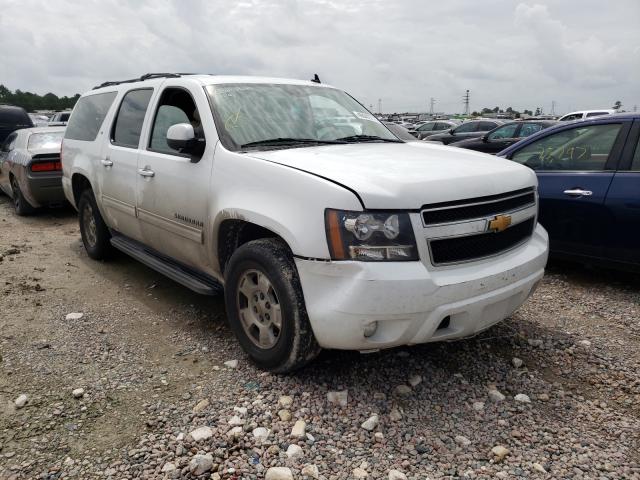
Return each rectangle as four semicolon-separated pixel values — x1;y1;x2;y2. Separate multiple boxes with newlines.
296;224;548;350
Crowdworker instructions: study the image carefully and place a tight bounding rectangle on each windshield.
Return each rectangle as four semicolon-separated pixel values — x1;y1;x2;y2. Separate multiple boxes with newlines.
205;83;399;150
27;131;64;151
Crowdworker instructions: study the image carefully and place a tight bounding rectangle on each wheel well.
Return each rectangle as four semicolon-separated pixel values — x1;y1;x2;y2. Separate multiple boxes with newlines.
218;220;287;275
71;174;92;206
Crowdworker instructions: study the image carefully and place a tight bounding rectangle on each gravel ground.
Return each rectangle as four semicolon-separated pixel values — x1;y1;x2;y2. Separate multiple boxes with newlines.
1;195;639;480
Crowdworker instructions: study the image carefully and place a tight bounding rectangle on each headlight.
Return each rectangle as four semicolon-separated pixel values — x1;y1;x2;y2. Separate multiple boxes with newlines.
325;209;418;261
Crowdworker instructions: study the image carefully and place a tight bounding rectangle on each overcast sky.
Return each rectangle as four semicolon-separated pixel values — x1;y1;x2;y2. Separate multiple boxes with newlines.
1;0;638;114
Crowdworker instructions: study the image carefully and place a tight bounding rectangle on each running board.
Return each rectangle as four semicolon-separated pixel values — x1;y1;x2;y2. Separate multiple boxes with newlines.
110;234;223;295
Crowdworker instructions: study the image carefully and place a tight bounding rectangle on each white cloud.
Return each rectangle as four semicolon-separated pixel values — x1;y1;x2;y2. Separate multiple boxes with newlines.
0;0;638;114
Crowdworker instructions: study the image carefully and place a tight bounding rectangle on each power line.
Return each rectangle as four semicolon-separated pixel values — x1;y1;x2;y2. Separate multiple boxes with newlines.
462;90;470;115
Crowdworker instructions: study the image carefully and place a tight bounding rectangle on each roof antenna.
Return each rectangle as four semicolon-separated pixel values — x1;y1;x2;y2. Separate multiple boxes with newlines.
311;74;321;84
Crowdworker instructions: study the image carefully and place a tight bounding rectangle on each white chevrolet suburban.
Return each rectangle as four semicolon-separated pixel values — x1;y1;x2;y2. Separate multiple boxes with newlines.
61;73;548;372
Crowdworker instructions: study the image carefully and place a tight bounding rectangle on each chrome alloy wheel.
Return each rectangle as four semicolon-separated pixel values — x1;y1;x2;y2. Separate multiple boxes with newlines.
236;269;282;349
82;203;98;247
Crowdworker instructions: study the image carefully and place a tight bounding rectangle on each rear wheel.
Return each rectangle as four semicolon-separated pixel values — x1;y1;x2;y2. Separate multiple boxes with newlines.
224;238;320;373
78;189;113;260
10;176;36;216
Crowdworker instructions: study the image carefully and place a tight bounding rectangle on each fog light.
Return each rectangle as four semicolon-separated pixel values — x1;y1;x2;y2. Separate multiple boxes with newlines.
363;321;378;338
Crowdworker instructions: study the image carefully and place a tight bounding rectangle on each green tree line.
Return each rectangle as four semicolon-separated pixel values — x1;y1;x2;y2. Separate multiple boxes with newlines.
0;85;80;112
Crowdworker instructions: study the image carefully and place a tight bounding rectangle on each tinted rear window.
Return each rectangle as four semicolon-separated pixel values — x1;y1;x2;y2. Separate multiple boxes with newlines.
0;107;32;127
28;131;64;151
65;92;117;141
111;89;153;148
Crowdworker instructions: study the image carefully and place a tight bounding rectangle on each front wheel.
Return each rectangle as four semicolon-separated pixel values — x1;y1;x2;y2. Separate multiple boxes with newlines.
78;189;113;260
224;239;320;373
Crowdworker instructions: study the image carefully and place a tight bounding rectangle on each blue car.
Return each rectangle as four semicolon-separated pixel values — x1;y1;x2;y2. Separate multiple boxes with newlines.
498;113;640;271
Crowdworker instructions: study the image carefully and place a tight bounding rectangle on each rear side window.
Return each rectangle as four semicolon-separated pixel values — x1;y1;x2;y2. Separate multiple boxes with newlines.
631;135;640;171
519;123;544;137
478;121;498;131
454;122;477;133
112;89;153;148
65;92;117;141
586;112;609;118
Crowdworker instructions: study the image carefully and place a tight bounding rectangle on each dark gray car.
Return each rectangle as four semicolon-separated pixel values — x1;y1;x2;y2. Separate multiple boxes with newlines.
415;120;460;140
423;119;504;144
0;127;66;215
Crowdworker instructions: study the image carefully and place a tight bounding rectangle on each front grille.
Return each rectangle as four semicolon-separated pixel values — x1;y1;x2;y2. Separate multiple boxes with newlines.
422;188;535;225
430;218;535;265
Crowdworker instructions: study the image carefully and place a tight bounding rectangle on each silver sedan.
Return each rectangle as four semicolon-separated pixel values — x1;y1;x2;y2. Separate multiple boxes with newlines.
0;127;67;215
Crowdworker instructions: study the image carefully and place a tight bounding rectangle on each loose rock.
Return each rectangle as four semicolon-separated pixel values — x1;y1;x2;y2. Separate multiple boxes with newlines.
265;467;294;480
286;444;303;459
188;426;213;442
72;388;84;399
361;414;379;431
14;394;28;408
491;445;510;462
290;420;306;438
388;470;408;480
65;312;84;321
301;464;319;479
224;359;238;368
512;357;524;368
488;388;506;402
189;453;213;475
514;393;531;403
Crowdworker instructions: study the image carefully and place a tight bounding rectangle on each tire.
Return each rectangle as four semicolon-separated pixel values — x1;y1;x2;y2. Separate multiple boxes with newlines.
78;189;113;260
224;238;321;373
10;176;36;216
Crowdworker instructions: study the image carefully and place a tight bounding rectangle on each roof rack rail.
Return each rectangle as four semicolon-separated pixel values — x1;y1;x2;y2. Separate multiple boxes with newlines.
92;73;202;90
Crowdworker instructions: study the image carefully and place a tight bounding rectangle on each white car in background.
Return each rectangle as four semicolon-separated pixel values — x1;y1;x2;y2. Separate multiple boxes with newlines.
61;73;548;372
558;109;616;121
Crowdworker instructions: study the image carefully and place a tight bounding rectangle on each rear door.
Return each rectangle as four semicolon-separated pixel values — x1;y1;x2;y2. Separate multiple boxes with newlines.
509;120;630;259
99;88;155;241
602;120;640;266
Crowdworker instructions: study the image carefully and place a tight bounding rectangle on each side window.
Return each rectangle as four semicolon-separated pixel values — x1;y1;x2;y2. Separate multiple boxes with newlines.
149;88;202;155
631;135;640;171
454;122;477;133
560;113;582;121
488;124;518;140
586;112;608;118
435;122;451;130
418;123;434;131
519;123;544;138
112;89;153;148
478;121;498;131
511;123;622;171
65;92;117;141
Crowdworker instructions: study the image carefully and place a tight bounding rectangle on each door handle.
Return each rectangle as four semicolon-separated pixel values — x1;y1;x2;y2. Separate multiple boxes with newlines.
101;158;113;167
563;189;593;197
138;168;155;178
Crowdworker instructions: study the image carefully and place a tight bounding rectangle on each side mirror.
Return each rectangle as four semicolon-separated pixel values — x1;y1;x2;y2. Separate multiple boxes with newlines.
449;128;455;135
166;123;205;159
482;134;489;142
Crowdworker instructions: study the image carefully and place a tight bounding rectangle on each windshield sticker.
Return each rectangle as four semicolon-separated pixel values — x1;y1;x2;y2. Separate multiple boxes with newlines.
353;111;377;121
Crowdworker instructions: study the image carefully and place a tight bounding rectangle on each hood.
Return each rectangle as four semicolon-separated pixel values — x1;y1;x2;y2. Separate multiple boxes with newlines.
247;142;537;209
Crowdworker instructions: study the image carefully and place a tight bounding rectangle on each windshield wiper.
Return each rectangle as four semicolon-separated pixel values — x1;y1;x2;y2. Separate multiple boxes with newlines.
336;135;403;143
241;138;346;148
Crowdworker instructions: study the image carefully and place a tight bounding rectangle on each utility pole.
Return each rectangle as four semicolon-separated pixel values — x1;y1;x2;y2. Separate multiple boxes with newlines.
634;105;638;112
462;90;470;115
550;100;556;116
429;97;435;115
378;98;382;114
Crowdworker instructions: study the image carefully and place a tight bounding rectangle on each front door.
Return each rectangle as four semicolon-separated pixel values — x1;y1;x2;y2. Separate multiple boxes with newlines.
136;85;216;269
100;88;154;241
510;121;629;259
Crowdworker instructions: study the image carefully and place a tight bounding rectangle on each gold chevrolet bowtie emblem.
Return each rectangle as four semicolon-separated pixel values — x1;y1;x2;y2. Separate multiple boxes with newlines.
488;214;512;232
